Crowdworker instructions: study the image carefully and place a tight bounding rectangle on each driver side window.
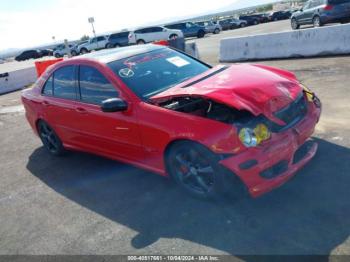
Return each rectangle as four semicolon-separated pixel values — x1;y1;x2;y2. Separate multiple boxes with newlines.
78;65;119;105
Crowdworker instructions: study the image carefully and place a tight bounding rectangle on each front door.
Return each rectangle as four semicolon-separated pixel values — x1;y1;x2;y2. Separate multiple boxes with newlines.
73;64;144;161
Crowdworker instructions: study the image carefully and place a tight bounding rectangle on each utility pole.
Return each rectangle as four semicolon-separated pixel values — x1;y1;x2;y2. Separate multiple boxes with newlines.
88;17;98;48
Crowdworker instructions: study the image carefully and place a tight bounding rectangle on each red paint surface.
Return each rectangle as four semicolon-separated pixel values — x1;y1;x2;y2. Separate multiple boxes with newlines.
22;54;321;197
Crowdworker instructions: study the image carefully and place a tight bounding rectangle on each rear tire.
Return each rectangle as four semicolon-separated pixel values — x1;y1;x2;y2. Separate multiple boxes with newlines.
197;30;205;38
240;23;246;28
166;141;245;200
313;16;322;27
213;28;220;34
37;121;66;156
71;50;77;56
54;53;60;58
137;39;145;45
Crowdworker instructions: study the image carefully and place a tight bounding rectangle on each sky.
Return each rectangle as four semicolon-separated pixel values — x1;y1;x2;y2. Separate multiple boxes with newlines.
0;0;278;51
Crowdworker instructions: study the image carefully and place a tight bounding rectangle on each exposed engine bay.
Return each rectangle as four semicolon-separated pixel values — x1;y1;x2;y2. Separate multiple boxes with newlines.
158;96;254;125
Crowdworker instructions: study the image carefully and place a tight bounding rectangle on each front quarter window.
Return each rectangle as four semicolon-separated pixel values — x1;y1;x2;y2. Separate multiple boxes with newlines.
107;48;210;100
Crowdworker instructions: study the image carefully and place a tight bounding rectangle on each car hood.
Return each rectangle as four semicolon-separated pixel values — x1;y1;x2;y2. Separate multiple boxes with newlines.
150;64;303;124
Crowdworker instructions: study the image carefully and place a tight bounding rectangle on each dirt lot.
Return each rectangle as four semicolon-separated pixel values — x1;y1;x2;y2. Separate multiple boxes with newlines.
0;50;350;255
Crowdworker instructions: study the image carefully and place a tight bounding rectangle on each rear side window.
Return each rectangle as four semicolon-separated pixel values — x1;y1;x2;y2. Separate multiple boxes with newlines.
79;66;118;105
53;66;76;100
150;27;163;32
42;76;53;96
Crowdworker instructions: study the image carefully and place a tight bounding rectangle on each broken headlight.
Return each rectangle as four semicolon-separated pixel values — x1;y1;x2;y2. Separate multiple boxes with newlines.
300;83;314;102
239;124;271;148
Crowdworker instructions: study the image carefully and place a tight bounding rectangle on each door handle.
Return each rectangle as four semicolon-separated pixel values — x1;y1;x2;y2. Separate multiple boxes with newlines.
76;107;88;114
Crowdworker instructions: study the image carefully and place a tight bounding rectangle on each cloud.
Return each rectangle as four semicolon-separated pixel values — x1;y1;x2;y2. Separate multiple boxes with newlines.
0;0;243;50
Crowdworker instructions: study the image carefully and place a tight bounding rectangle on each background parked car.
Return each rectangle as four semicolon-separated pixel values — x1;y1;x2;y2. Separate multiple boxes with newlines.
165;22;206;38
239;15;261;25
106;31;130;48
77;36;109;54
249;14;270;23
15;50;42;61
218;18;247;30
53;44;73;58
70;41;88;56
217;19;234;30
39;49;53;57
291;0;350;29
230;18;248;28
128;26;183;45
269;11;292;21
195;21;221;34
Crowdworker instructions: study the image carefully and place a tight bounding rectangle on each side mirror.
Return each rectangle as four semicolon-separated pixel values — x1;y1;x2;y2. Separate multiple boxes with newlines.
101;98;128;113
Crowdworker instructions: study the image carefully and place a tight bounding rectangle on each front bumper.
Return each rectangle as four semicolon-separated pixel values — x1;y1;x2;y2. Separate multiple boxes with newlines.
220;99;321;198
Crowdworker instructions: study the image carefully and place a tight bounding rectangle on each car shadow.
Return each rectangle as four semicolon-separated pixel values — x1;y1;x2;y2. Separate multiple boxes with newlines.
26;138;350;255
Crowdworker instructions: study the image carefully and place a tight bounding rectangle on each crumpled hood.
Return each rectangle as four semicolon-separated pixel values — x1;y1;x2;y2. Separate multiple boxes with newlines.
151;64;303;123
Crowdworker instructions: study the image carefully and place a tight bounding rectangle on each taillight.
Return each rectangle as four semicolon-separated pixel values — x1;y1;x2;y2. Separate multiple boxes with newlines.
324;4;333;10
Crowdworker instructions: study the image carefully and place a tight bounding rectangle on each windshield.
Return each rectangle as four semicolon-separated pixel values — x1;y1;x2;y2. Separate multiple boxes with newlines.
108;48;210;100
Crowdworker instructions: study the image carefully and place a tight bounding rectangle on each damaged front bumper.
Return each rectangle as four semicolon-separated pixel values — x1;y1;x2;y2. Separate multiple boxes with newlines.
219;99;321;198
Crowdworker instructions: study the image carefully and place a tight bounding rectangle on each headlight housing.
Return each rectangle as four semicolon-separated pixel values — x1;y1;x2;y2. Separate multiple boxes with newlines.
300;83;314;102
239;124;271;148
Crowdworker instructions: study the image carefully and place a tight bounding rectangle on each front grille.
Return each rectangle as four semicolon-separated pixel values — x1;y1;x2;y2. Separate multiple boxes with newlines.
270;94;308;132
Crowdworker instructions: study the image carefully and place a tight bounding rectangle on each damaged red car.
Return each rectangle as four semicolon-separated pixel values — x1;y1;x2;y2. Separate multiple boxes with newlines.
22;45;321;199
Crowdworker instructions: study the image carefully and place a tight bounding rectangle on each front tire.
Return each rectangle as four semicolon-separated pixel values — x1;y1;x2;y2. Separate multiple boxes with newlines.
213;28;220;34
38;121;66;156
80;48;88;54
137;39;145;45
291;18;300;30
166;142;238;200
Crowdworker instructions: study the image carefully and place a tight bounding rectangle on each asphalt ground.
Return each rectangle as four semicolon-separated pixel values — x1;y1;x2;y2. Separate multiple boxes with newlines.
0;20;350;256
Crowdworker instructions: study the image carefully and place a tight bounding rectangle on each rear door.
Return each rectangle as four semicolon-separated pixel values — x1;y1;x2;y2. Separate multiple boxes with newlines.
41;65;81;145
73;64;144;160
298;1;313;23
149;27;167;41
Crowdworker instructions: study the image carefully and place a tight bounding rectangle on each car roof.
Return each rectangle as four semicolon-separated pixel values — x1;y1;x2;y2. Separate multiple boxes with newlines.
74;44;165;64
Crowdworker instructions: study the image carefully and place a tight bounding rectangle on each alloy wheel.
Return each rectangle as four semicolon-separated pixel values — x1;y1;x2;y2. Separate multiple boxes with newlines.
173;147;215;194
39;122;61;155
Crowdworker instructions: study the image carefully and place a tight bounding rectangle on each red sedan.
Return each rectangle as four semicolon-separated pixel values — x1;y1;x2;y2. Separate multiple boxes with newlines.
22;45;321;199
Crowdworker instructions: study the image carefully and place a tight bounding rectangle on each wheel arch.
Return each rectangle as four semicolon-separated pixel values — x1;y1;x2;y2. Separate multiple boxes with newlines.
163;138;248;197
